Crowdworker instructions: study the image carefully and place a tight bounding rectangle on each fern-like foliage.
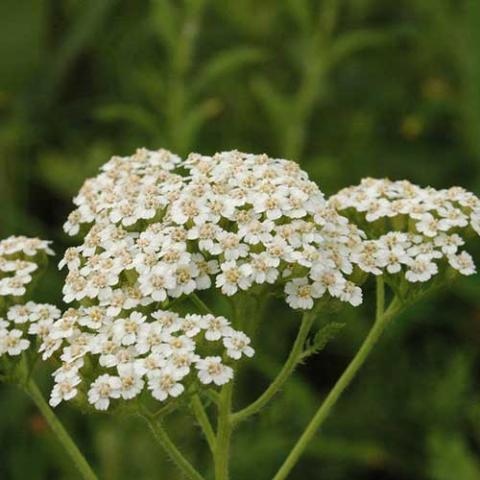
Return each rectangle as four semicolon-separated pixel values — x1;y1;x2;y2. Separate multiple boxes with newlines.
299;322;346;363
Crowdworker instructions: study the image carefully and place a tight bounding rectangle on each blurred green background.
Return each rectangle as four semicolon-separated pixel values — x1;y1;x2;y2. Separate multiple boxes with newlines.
2;0;480;479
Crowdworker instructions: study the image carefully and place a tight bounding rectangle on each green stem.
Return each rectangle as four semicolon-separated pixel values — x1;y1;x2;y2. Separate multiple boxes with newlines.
214;381;233;480
151;400;179;418
231;310;316;425
191;293;214;315
26;379;98;480
376;274;385;322
273;278;400;480
143;413;204;480
191;394;216;453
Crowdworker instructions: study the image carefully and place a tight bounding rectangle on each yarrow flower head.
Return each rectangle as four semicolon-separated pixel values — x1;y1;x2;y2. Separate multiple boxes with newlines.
329;178;480;292
44;308;252;410
61;148;369;311
0;236;59;363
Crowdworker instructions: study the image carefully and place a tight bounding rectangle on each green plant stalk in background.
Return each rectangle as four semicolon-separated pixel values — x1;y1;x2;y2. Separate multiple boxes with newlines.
25;379;98;480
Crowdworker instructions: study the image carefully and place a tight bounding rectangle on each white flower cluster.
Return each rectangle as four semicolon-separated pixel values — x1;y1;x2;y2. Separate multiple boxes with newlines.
44;307;253;410
0;235;58;359
1;302;61;358
330;178;480;283
0;236;53;297
61;148;367;310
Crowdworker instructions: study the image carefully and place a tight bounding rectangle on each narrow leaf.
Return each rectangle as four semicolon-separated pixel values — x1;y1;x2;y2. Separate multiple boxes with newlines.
193;47;265;93
251;76;289;134
328;27;406;68
150;0;179;50
284;0;311;33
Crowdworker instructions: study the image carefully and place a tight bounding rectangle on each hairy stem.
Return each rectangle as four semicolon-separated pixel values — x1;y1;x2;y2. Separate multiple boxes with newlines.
231;310;316;425
191;394;216;452
214;381;233;480
273;278;401;480
143;412;204;480
26;379;98;480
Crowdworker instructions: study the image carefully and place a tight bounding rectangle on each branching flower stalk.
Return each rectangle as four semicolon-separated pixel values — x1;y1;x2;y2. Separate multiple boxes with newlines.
231;310;316;425
142;408;205;480
272;277;402;480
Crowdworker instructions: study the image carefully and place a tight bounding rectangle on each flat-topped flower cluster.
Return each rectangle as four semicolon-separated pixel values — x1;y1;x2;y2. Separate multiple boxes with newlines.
0;236;58;359
51;151;480;412
62;148;367;311
330;178;480;284
43;308;253;410
3;151;480;424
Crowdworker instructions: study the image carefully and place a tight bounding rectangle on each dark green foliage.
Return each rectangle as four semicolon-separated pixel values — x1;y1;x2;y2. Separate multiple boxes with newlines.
1;0;480;479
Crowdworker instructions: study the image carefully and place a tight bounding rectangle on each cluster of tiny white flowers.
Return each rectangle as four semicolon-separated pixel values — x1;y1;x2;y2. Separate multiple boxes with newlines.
0;236;53;297
61;148;368;310
0;302;61;358
0;235;58;359
44;307;253;410
330;178;480;283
